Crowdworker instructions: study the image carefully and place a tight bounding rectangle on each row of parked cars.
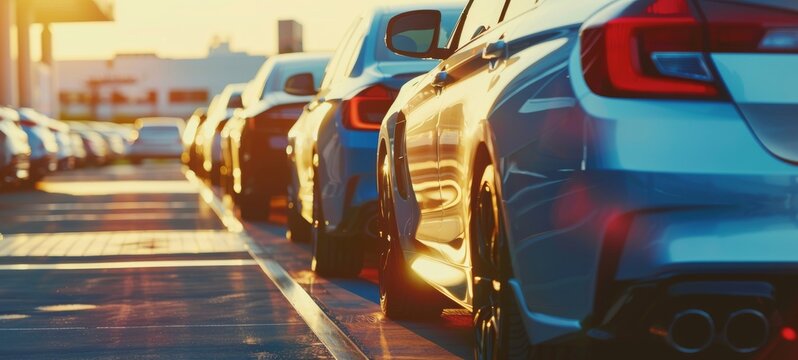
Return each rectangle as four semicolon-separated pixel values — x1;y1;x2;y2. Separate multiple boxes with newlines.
183;0;798;358
0;107;136;190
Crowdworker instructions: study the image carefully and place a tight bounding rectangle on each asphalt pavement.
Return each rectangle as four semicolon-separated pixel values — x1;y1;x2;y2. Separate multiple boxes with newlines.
0;162;472;359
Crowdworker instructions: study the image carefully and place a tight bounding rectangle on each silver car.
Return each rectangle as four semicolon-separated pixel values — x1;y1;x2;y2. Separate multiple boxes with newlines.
128;118;185;164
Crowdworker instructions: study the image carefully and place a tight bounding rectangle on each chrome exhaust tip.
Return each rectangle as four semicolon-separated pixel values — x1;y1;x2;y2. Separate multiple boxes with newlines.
723;309;769;354
667;309;715;354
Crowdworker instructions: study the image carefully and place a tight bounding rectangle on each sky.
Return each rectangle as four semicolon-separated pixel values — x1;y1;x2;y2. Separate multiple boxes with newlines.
32;0;465;61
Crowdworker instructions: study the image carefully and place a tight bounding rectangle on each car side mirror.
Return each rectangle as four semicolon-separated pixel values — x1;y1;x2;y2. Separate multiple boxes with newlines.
284;73;317;96
386;10;445;59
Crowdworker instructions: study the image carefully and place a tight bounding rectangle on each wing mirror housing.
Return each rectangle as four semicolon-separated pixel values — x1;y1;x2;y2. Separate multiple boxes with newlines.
284;73;317;96
386;10;447;59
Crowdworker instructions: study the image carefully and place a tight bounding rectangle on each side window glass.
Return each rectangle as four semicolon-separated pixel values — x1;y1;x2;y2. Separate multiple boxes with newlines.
457;0;505;47
336;20;367;80
503;0;538;21
320;18;362;89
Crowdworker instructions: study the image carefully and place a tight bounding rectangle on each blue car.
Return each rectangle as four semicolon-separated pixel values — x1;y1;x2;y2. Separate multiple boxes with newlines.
286;3;464;276
379;0;798;358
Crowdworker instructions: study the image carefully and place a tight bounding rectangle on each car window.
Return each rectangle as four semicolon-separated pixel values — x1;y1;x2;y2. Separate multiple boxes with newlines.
335;19;368;81
242;59;276;107
503;0;538;20
320;17;363;89
140;126;180;138
456;0;506;47
265;59;328;97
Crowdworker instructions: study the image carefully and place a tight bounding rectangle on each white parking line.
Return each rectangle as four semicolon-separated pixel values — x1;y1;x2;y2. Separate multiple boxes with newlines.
0;259;258;271
0;323;303;331
38;181;199;195
186;170;369;360
5;201;199;211
2;213;201;222
0;230;247;257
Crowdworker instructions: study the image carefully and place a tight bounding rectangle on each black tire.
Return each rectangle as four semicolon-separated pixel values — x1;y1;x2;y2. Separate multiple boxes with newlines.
311;154;364;277
287;201;310;243
472;163;531;360
378;148;444;319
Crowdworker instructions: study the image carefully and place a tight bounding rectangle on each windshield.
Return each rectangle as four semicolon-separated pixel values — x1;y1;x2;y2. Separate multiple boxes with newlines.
139;126;180;138
264;59;329;96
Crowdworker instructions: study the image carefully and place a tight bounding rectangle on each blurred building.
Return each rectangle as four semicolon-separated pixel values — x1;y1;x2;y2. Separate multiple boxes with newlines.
56;40;266;122
278;20;303;54
0;0;114;115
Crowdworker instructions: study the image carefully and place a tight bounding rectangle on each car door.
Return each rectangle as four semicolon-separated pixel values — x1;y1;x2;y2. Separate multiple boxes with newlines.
433;0;508;268
399;67;448;247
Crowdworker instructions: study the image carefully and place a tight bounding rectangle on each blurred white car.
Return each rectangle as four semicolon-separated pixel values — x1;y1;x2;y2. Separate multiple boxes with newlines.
128;117;184;164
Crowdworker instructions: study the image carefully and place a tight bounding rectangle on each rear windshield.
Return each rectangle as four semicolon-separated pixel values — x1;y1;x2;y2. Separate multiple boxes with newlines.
375;8;462;61
264;59;328;95
139;126;180;137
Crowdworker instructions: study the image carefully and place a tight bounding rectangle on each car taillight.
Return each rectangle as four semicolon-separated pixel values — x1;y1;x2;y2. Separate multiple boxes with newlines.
581;0;798;99
581;0;721;98
19;119;36;127
247;104;306;130
342;85;396;131
700;1;798;53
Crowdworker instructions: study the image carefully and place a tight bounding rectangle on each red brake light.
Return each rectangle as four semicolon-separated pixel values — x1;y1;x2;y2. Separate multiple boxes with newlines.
700;1;798;53
19;119;36;127
342;85;396;131
581;0;720;98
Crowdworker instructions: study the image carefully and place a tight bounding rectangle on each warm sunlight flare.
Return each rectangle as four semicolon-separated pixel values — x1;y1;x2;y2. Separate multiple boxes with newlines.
1;0;797;359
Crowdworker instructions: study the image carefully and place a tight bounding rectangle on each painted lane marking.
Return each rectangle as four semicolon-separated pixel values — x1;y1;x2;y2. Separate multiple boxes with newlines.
1;201;199;211
0;323;303;331
186;170;369;360
0;230;247;257
2;213;202;222
38;181;199;195
0;259;258;271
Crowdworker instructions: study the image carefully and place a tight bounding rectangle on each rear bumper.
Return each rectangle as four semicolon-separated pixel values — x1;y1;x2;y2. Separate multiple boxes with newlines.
240;145;290;196
1;155;29;184
509;169;798;346
29;155;56;180
320;126;379;231
58;156;75;170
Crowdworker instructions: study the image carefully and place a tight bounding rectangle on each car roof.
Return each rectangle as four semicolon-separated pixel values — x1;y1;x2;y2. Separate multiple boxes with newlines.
0;107;19;121
135;117;184;128
269;52;332;65
222;83;247;95
375;2;464;15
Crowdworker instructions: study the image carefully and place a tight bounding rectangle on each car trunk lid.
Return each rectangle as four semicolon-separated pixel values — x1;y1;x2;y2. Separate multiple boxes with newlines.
697;0;798;162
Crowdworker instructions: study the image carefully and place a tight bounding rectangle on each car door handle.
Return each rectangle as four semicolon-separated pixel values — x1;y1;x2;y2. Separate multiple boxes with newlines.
432;71;450;88
482;40;508;61
307;97;324;111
